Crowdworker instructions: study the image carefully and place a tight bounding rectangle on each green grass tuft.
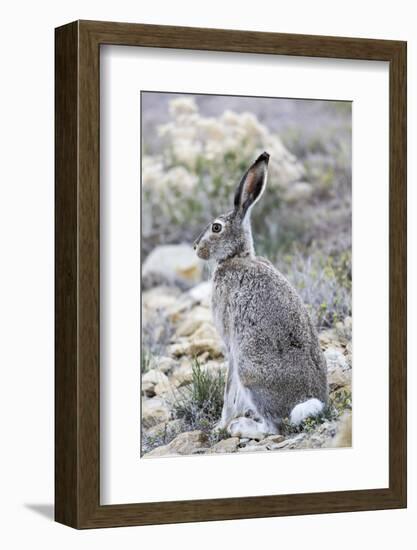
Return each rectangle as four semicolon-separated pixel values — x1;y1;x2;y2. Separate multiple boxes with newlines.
173;358;225;434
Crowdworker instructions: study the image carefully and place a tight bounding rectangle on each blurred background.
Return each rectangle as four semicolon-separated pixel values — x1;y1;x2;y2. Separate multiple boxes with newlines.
142;92;352;330
140;92;352;456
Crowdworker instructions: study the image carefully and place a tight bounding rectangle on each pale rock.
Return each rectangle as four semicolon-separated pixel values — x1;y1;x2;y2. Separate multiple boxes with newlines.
186;305;212;324
144;430;208;457
171;363;194;387
210;437;240;453
142;369;170;397
154;379;175;396
268;434;306;450
188;281;212;304
319;331;332;346
180;357;194;368
142;397;170;428
329;412;352;448
192;448;211;455
142;381;156;398
142;286;180;312
267;440;290;450
324;347;348;370
192;322;219;342
328;367;351;392
259;434;285;448
164;296;194;317
176;317;203;338
285;434;307;448
142;368;169;386
156;356;177;374
197;351;210;362
144;419;182;440
143;244;203;286
238;445;269;453
168;338;223;359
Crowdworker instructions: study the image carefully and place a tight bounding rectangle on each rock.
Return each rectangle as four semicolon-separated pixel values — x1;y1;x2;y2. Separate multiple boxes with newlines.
268;440;291;450
259;434;285;448
329;412;352;448
143;244;203;287
184;305;213;325
142;398;170;428
154;380;174;396
210;437;240;453
319;331;332;347
142;368;169;397
142;286;180;312
168;338;223;359
192;322;219;341
171;363;193;387
285;434;307;448
142;368;169;386
144;419;182;440
238;445;269;453
192;448;211;455
155;356;178;374
142;369;171;396
176;318;203;338
325;347;348;370
269;434;306;450
164;298;195;321
187;281;212;304
143;430;208;457
328;367;351;392
142;381;156;398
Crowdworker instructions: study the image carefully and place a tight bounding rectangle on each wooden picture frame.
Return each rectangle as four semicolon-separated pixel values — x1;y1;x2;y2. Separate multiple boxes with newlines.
55;20;407;528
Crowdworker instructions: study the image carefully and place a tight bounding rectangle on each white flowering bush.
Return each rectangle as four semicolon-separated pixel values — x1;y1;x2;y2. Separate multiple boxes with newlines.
142;97;309;254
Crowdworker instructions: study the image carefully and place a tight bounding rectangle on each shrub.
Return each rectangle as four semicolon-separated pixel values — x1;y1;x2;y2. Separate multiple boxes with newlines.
142;96;352;264
141;97;307;256
141;420;183;455
277;248;351;330
173;358;225;435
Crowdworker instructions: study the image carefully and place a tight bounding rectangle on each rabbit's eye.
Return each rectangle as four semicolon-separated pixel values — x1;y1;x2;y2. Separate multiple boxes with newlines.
212;222;222;233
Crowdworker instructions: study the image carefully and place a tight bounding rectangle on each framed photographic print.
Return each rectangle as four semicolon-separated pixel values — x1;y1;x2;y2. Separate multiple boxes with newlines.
55;20;407;528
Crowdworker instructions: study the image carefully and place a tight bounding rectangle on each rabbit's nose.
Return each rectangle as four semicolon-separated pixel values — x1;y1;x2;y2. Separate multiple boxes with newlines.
193;242;198;250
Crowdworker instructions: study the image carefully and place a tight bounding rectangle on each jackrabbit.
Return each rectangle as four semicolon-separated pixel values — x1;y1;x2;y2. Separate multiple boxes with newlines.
193;152;328;438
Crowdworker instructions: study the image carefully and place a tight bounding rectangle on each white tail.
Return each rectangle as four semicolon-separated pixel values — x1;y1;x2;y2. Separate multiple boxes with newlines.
290;398;324;425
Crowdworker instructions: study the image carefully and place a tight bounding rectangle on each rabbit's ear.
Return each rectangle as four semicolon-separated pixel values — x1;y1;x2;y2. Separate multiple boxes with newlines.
234;152;269;219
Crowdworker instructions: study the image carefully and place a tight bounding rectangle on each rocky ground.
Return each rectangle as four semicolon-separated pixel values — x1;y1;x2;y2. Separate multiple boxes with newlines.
141;248;352;458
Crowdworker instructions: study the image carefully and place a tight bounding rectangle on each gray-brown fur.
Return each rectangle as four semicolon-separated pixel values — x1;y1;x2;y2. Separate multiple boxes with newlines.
194;152;328;433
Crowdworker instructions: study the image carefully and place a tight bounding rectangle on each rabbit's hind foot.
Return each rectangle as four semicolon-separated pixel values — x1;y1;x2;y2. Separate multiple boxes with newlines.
289;398;324;426
228;416;278;440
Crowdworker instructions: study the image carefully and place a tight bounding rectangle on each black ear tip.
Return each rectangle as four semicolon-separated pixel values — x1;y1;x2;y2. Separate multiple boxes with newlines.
256;151;270;164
